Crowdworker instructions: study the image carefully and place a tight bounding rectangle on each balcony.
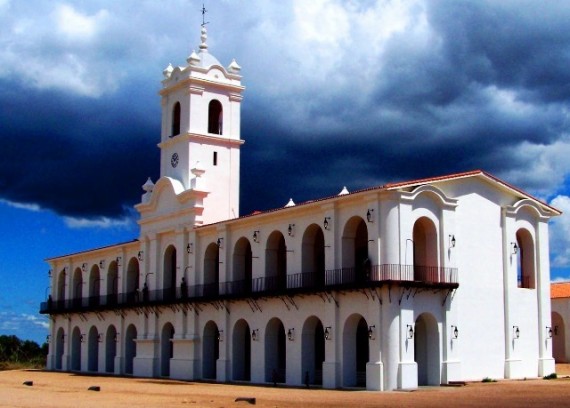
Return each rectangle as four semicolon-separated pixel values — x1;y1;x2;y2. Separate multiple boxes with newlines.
40;264;458;315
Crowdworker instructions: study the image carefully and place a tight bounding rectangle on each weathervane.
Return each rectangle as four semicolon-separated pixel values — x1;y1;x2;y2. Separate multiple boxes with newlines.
201;4;209;27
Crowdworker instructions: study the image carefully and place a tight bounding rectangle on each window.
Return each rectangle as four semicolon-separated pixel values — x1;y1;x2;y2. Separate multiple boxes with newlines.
171;102;181;137
213;151;218;166
208;100;223;134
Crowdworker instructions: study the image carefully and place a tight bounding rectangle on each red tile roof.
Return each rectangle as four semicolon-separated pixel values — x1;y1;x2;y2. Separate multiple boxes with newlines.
551;282;570;299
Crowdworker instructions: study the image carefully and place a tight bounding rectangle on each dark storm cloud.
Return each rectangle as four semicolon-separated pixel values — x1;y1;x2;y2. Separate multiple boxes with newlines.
2;1;570;219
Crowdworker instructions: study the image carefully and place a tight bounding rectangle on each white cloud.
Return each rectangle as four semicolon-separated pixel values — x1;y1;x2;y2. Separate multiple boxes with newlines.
54;4;108;40
0;199;42;212
0;311;49;331
549;195;570;267
63;216;133;229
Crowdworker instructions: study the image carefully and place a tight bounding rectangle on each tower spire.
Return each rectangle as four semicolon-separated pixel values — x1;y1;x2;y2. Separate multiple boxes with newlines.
199;3;209;51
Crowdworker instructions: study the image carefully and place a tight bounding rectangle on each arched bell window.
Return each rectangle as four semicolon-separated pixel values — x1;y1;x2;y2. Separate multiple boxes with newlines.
208;100;223;135
171;102;181;137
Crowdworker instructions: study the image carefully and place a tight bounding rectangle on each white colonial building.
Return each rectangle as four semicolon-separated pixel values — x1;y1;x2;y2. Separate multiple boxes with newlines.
42;25;561;391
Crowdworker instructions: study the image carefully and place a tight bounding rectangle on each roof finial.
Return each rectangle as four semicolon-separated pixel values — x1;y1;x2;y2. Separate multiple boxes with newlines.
199;3;209;51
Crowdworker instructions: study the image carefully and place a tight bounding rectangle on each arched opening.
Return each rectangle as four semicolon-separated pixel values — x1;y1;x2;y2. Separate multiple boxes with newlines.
202;321;219;380
302;316;325;385
126;257;140;303
341;217;369;283
343;314;369;387
232;238;252;295
89;265;101;307
163;245;177;300
72;268;83;308
412;217;438;282
88;326;99;372
552;312;566;362
516;229;536;289
55;327;64;370
105;325;117;373
106;261;118;305
171;102;181;136
265;318;286;383
415;313;440;385
232;319;251;381
57;269;66;302
124;324;137;375
265;231;287;291
161;323;175;377
204;243;220;297
302;224;325;289
208;100;223;135
71;326;82;371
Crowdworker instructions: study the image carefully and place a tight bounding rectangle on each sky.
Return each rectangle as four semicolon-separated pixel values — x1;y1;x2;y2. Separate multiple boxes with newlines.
1;0;570;344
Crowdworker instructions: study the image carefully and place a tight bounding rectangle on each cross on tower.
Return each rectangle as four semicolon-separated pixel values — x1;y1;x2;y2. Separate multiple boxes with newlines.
201;4;209;27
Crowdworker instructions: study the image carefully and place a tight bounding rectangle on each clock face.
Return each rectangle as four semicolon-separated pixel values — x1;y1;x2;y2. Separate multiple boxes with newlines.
171;152;179;168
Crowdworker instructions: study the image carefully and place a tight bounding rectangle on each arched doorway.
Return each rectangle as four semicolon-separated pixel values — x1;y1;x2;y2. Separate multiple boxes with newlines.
265;231;287;291
516;229;535;289
203;321;219;379
342;217;369;283
204;243;220;297
302;224;325;289
343;314;369;387
126;257;140;303
55;327;64;370
415;313;440;385
57;269;66;303
265;318;286;383
302;316;325;385
164;245;177;300
412;217;438;281
89;265;101;306
105;325;117;373
232;319;251;381
124;324;137;375
233;238;252;295
107;261;118;305
72;268;83;308
161;323;175;377
88;326;99;372
71;326;82;371
552;312;566;362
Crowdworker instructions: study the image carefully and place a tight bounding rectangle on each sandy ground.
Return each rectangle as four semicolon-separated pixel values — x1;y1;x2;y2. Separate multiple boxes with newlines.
1;365;570;408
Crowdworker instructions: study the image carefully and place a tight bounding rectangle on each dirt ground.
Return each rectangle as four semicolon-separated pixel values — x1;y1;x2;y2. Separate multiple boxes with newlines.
1;365;570;408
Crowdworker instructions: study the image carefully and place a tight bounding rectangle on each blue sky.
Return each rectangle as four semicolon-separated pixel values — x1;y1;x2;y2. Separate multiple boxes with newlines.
1;0;570;344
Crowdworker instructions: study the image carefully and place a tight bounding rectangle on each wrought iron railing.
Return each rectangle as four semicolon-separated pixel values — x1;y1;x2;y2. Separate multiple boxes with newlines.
40;264;458;314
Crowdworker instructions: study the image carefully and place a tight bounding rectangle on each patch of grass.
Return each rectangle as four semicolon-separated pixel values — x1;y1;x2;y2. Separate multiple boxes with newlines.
0;360;45;371
543;373;557;380
482;377;497;383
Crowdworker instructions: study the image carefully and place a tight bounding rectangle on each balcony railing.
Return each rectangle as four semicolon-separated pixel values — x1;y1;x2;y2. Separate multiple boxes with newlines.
40;264;458;314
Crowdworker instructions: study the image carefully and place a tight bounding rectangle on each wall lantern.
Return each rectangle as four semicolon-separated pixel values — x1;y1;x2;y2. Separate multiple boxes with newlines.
46;335;51;343
116;256;122;266
251;329;259;341
513;325;520;339
97;333;103;343
368;325;376;340
288;224;295;237
99;260;106;269
407;324;414;339
217;238;224;249
451;325;459;339
48;269;52;278
324;326;332;340
366;209;374;223
449;235;456;248
554;325;559;336
187;243;193;254
82;263;87;272
546;326;553;339
323;217;331;231
287;328;295;341
114;333;120;343
253;231;260;243
217;329;224;342
511;242;519;255
61;334;66;343
80;334;86;343
138;251;144;261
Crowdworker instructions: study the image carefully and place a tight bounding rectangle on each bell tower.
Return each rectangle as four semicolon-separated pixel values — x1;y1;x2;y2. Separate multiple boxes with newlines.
147;24;244;225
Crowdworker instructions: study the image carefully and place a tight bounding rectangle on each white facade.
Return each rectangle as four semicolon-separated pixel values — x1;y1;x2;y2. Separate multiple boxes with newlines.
42;26;561;391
